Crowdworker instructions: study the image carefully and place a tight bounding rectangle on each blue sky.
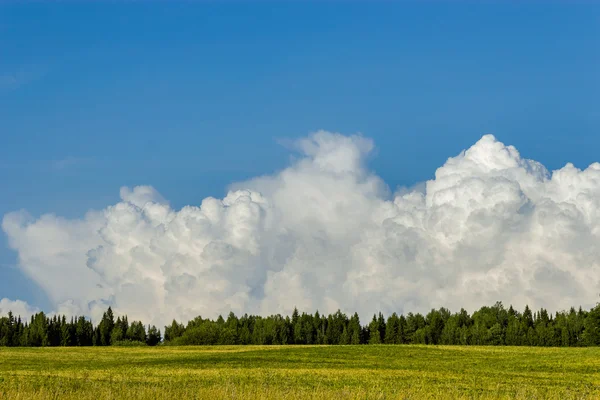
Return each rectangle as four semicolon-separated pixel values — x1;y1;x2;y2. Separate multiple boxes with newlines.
1;2;598;311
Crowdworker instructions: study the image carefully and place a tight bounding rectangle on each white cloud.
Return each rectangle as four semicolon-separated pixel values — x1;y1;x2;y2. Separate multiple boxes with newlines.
0;298;39;320
3;131;600;326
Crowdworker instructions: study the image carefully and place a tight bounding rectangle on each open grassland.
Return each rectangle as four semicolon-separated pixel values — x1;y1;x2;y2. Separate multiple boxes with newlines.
1;345;600;399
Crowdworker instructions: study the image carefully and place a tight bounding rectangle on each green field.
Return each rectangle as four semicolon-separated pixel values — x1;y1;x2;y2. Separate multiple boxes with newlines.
1;345;599;399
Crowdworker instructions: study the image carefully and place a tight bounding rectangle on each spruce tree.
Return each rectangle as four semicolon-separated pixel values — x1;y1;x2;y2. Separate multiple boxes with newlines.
368;315;381;344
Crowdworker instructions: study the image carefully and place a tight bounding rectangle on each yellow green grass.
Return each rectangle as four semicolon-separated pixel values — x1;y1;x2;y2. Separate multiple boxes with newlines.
1;345;599;399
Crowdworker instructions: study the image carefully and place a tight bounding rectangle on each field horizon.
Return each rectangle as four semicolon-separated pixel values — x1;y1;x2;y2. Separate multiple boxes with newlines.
1;344;599;399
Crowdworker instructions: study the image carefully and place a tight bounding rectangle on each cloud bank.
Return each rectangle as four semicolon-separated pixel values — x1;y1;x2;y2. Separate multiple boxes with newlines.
3;132;600;326
0;298;39;321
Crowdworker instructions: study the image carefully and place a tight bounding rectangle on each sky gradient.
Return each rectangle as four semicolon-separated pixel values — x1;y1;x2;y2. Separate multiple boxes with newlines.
1;2;599;316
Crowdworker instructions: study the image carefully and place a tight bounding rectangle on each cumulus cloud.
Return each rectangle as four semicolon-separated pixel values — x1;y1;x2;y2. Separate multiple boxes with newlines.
0;298;39;320
3;131;600;326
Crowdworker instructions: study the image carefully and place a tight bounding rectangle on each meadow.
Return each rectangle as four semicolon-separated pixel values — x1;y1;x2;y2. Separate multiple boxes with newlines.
1;345;599;399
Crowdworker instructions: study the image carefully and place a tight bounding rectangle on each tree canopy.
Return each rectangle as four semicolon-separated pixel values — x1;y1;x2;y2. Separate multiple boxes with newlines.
1;302;599;347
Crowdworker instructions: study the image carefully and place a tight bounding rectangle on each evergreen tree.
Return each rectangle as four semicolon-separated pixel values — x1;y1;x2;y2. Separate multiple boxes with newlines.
397;315;407;344
426;309;444;345
164;320;185;342
28;312;49;347
147;325;161;346
60;316;73;346
377;312;386;343
583;304;600;346
127;321;147;343
340;325;350;345
291;308;300;344
98;307;115;346
348;313;361;345
5;301;600;348
75;316;94;346
385;313;399;344
368;315;381;344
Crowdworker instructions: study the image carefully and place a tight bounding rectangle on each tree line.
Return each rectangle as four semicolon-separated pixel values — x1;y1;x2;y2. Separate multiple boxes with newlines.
2;301;600;347
0;307;160;347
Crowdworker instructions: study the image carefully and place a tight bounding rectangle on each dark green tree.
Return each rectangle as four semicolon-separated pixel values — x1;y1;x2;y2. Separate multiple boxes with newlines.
368;315;381;344
127;321;147;343
98;307;115;346
147;325;161;346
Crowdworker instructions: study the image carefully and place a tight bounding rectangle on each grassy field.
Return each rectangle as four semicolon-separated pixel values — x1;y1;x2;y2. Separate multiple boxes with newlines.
1;345;599;399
